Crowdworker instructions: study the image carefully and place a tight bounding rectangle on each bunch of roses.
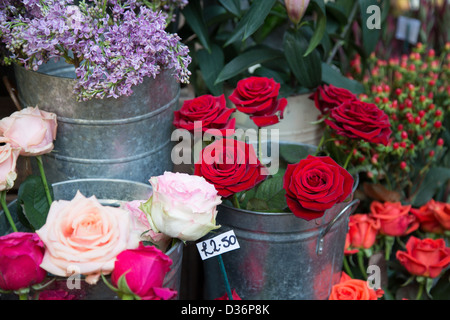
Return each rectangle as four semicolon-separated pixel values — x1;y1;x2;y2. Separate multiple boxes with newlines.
0;171;222;300
345;43;449;198
342;199;450;300
0;0;191;101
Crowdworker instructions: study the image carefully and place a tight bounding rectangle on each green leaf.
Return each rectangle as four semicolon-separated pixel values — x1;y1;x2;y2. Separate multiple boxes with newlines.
321;62;365;94
16;175;52;231
283;28;322;89
304;0;327;57
197;44;225;96
412;167;450;207
183;1;211;53
214;46;283;84
218;0;241;17
224;0;277;46
280;143;315;164
253;176;287;212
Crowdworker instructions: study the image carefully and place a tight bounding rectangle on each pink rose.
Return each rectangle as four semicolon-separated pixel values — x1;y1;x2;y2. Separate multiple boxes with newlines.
0;106;57;156
0;143;20;191
0;232;47;291
111;243;177;300
121;200;172;252
36;191;141;285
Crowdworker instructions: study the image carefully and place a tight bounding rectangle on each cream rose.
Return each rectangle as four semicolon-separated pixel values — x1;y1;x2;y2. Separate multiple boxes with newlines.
0;106;57;156
0;143;20;191
36;191;140;284
143;172;222;242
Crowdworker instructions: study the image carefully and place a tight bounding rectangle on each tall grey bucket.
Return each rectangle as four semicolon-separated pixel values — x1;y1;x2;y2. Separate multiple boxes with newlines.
13;60;180;184
203;177;359;300
0;178;183;300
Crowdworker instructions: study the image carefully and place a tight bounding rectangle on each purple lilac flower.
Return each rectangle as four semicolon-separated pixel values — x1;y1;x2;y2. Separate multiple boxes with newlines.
0;0;191;100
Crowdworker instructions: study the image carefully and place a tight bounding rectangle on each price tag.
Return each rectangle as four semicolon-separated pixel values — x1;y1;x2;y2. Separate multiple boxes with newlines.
196;230;240;260
395;16;421;44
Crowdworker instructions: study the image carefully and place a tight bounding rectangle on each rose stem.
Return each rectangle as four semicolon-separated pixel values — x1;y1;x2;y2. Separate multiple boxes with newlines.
0;190;17;232
35;155;53;207
232;194;241;209
415;281;424;300
357;251;367;279
343;146;356;170
217;255;233;300
342;255;355;279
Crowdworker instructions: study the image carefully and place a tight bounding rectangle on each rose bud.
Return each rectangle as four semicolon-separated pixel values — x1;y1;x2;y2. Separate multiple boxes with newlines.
285;0;310;25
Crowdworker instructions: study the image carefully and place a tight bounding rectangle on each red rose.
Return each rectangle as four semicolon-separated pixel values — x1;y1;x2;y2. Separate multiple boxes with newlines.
111;243;177;300
173;94;236;136
194;138;267;198
283;155;354;221
411;199;450;233
228;76;288;127
396;236;450;278
369;201;419;236
310;84;358;114
0;232;47;292
329;272;383;300
346;213;380;250
324;100;392;146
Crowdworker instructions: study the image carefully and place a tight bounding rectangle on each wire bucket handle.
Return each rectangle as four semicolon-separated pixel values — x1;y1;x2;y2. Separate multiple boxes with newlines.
316;199;360;255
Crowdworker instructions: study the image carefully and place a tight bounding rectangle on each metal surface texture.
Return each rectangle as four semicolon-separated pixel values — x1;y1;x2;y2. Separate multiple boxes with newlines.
0;179;183;300
203;175;360;300
14;60;180;184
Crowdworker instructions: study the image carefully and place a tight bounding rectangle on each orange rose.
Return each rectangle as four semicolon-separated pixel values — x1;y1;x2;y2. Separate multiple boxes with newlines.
346;214;380;250
369;201;419;236
329;272;383;300
396;236;450;278
411;199;450;233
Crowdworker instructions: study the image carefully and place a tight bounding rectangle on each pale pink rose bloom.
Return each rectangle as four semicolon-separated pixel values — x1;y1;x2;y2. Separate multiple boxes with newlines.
0;143;20;191
36;191;140;285
285;0;310;25
122;200;172;252
145;172;222;242
0;106;57;156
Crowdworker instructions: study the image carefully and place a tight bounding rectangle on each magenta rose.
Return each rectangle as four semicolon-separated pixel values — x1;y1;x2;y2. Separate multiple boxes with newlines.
111;243;177;300
283;155;354;220
228;76;288;127
0;232;47;291
309;84;358;114
173;94;236;136
324;100;392;146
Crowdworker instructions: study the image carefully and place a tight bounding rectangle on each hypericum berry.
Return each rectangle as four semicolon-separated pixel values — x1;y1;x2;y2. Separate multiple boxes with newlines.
418;135;424;142
437;138;444;147
393;142;400;150
401;131;408;140
418;110;426;118
398;124;404;131
395;88;402;95
429;150;435;157
429;103;436;111
400;141;407;148
435;109;443;117
400;161;407;170
405;99;413;108
415;116;421;125
421;120;427;128
419;95;426;102
434;121;442;129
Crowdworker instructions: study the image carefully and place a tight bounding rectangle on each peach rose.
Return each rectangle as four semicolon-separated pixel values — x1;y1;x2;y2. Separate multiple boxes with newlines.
0;106;57;156
329;272;384;300
36;191;141;284
0;143;20;191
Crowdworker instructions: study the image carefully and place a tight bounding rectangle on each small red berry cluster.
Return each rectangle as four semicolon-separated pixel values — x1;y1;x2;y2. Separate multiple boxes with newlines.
348;43;449;196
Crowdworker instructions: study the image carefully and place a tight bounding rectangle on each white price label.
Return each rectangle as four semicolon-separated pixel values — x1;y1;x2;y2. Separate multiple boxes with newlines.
196;230;240;260
395;16;421;44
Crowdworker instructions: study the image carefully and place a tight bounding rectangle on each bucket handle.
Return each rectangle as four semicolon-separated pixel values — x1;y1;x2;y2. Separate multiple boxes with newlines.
316;199;360;255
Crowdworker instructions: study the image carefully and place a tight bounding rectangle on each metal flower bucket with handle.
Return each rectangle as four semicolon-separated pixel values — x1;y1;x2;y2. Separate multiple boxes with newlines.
203;175;359;300
0;178;183;300
13;60;179;184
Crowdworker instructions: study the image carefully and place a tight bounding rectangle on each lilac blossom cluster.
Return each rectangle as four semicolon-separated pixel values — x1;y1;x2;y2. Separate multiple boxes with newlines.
0;0;191;100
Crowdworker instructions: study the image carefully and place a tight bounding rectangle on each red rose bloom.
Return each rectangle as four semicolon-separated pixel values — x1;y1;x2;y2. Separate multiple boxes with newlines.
194;138;267;198
346;213;380;250
369;201;419;236
228;76;288;127
411;199;450;233
396;236;450;278
173;94;236;136
283;155;354;221
324;100;392;146
329;272;383;300
310;84;358;114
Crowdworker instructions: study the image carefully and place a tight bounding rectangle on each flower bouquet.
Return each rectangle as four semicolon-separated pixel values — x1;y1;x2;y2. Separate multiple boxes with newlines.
0;106;223;300
0;0;191;100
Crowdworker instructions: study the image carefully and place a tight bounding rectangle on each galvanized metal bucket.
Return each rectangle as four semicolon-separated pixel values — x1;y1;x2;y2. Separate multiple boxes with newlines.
203;176;359;300
13;60;180;184
0;178;183;300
